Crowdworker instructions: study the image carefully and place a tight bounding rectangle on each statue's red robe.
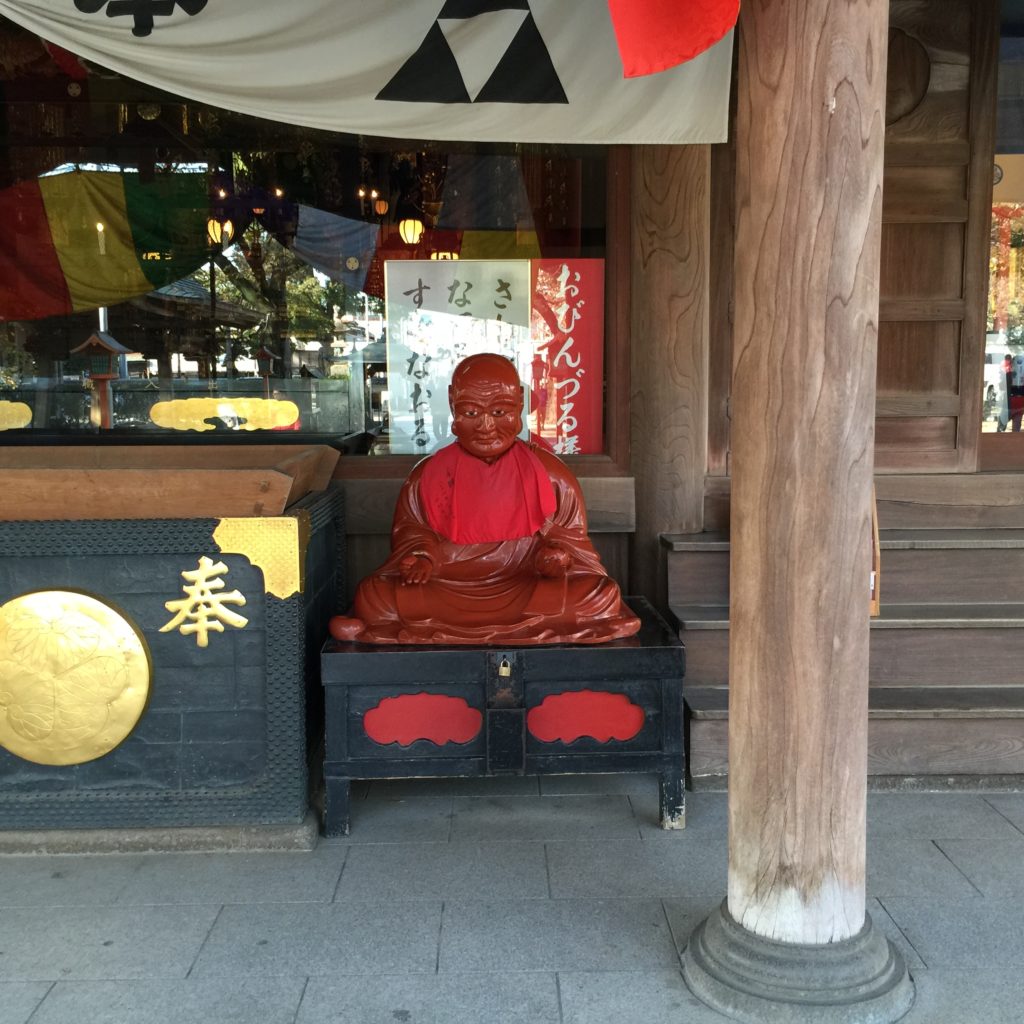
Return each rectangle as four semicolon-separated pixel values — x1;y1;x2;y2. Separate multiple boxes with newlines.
351;440;640;645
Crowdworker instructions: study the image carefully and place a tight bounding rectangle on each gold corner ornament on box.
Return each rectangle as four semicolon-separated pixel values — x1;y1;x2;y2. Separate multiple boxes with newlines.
0;591;151;765
160;555;249;647
213;512;310;599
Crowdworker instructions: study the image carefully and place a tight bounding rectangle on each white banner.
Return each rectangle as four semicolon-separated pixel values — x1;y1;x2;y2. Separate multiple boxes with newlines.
0;0;732;144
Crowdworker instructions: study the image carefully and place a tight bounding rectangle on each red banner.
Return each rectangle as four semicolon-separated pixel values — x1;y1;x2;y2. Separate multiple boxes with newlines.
530;259;604;455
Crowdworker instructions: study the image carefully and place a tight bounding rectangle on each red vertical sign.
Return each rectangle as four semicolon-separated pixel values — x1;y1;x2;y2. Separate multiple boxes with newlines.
529;259;604;455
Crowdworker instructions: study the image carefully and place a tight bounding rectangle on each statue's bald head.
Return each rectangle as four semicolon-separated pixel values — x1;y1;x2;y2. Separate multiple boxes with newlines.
449;353;522;407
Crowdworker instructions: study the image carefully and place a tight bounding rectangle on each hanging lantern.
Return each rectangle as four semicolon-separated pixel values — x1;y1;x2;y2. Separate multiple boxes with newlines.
207;218;234;247
374;198;389;217
399;217;424;246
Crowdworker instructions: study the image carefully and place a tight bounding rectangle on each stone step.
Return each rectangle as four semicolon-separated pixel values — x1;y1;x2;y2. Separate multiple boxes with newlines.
685;686;1024;780
672;603;1024;689
663;529;1024;607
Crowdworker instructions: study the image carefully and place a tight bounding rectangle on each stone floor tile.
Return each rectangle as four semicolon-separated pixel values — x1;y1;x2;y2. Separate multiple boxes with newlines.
979;794;1024;835
297;973;560;1024
866;839;978;898
898;967;1024;1024
662;895;730;954
868;897;927;972
115;845;345;905
546;838;727;898
0;905;219;981
450;795;640;842
866;794;1022;839
439;898;679;971
190;901;441;977
325;795;454;845
368;776;540;799
559;969;729;1024
539;773;660;797
0;983;51;1024
0;855;143;907
630;790;727;837
881;897;1024;967
336;841;548;900
935;837;1024;895
28;977;306;1024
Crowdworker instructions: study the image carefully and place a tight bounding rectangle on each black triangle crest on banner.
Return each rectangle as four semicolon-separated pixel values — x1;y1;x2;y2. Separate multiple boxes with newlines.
378;3;566;105
475;12;567;104
376;21;472;103
438;0;529;15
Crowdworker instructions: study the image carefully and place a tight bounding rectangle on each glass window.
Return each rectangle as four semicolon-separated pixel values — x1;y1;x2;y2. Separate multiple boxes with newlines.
0;34;612;456
987;30;1024;435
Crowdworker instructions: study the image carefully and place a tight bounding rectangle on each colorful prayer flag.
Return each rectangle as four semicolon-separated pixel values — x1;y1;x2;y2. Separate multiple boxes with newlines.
0;170;209;321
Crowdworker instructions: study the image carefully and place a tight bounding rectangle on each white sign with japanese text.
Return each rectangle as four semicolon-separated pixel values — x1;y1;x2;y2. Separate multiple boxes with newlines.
384;260;532;454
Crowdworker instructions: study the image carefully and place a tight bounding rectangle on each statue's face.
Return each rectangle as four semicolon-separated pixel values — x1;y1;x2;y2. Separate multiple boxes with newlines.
450;385;523;462
448;353;524;462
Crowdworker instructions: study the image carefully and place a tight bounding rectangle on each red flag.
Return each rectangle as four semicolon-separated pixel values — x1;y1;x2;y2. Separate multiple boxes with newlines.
608;0;739;78
41;41;89;80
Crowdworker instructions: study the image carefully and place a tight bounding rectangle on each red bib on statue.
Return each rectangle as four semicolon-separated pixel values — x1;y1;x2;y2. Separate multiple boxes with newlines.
419;440;557;544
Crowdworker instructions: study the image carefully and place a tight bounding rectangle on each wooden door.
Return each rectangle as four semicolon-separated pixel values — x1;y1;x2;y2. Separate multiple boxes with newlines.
876;0;998;471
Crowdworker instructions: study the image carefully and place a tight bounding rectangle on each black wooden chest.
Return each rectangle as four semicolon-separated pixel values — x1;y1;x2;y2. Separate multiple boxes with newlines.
0;487;342;830
320;597;685;834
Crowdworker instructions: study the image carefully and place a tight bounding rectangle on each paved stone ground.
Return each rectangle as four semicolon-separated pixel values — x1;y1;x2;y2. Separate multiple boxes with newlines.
2;777;1024;1023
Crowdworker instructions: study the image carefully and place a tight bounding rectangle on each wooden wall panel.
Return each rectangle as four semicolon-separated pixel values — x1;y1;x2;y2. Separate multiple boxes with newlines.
691;719;1024;778
703;475;732;533
704;472;1024;529
879;224;965;298
343;534;391;607
876;472;1024;527
883;165;966;206
875;416;958;450
876;321;961;393
885;2;971;144
882;166;968;222
876;394;960;416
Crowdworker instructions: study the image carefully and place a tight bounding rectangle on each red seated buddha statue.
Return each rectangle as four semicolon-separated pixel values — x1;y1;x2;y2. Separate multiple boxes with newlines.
330;352;640;645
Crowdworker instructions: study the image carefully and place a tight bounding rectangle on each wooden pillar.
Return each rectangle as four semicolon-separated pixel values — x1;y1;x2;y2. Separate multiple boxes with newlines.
683;3;913;1020
629;145;710;613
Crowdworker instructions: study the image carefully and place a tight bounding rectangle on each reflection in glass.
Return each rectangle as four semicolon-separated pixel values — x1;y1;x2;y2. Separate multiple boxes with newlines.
986;199;1024;432
0;87;608;451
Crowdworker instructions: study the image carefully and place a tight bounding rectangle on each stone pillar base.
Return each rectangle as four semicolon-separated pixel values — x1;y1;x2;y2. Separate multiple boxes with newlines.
682;901;914;1024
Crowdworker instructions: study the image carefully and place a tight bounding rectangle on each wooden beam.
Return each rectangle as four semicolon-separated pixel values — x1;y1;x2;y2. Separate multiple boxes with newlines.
878;298;965;321
957;2;1000;471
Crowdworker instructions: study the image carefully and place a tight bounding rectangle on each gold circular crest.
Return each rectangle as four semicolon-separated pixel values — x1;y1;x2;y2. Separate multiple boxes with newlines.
0;591;151;766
